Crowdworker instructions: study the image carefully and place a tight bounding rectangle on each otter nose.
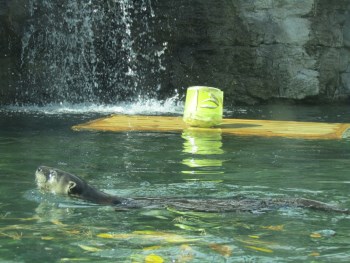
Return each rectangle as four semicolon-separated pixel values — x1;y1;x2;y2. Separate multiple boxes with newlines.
37;167;42;172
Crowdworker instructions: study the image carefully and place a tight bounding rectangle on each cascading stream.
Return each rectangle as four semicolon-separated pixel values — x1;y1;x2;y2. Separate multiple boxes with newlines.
19;0;167;105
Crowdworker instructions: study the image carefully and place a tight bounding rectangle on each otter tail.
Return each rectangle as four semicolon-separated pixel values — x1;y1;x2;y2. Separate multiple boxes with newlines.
295;198;349;214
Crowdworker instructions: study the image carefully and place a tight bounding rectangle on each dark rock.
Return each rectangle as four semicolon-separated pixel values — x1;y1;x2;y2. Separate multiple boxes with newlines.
0;0;350;105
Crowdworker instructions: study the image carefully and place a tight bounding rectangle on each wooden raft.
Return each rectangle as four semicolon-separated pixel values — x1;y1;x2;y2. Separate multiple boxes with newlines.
72;115;350;139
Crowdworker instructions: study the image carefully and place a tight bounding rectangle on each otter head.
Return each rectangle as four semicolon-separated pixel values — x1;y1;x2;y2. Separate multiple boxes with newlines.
35;166;81;196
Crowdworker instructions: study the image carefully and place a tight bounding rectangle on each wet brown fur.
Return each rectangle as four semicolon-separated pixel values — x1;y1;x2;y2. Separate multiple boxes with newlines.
35;166;349;214
36;166;124;205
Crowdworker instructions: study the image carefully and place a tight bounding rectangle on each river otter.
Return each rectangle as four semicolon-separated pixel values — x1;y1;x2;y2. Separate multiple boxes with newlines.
35;166;349;214
35;166;125;205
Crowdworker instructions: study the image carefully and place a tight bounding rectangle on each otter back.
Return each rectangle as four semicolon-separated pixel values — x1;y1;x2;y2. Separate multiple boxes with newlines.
35;166;349;214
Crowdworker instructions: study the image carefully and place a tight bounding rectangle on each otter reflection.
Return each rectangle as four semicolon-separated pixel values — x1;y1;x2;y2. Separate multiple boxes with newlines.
35;166;349;214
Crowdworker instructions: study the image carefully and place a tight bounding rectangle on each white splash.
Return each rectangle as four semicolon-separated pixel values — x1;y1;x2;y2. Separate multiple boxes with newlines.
2;95;184;115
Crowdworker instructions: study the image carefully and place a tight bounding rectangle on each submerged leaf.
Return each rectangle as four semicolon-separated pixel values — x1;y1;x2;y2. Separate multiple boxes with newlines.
1;231;23;240
154;216;168;220
78;244;102;252
174;224;206;234
41;236;54;240
143;245;162;251
133;230;160;235
60;258;90;262
97;233;114;239
166;206;217;218
97;233;113;238
97;233;131;239
144;254;164;263
20;217;39;221
133;230;200;243
209;243;233;257
65;230;81;235
140;210;169;220
311;229;336;238
51;220;66;226
261;225;284;231
97;231;200;244
310;232;322;238
237;236;273;246
246;245;273;253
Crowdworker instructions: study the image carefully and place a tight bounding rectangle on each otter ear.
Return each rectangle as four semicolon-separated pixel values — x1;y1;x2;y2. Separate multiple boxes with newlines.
67;181;77;195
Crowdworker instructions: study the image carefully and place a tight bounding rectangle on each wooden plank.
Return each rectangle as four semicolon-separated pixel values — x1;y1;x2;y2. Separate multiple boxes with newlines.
72;115;350;139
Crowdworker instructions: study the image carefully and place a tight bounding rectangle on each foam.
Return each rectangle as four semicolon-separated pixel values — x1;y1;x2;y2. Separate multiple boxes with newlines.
2;96;184;115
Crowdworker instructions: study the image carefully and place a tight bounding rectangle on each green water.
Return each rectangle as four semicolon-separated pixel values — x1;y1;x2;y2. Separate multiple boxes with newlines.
1;106;350;262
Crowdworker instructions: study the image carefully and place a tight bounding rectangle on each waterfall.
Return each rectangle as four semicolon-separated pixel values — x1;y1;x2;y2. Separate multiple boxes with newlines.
18;0;167;105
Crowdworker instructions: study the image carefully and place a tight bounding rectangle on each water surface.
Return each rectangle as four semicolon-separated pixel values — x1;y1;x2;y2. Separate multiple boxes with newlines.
1;105;350;262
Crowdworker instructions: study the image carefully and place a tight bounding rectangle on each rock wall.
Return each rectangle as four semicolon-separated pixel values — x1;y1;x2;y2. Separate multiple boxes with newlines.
306;0;350;101
0;0;23;105
160;0;350;105
1;0;350;105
